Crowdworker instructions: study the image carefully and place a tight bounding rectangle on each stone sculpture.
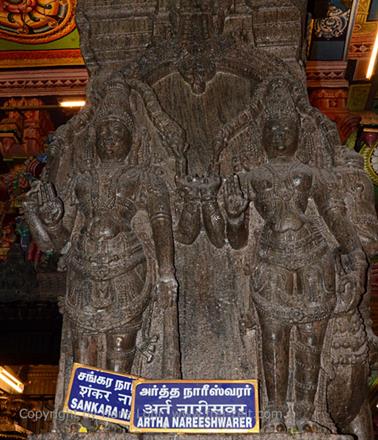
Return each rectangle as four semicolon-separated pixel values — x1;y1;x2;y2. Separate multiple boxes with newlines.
23;75;183;430
221;79;366;432
24;2;378;439
211;77;378;437
328;147;378;438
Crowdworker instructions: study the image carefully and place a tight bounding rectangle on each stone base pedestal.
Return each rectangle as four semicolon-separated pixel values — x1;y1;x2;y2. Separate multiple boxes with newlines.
31;432;352;440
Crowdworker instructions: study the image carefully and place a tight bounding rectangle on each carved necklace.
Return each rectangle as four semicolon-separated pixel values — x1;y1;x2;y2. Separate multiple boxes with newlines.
91;162;125;211
264;160;299;202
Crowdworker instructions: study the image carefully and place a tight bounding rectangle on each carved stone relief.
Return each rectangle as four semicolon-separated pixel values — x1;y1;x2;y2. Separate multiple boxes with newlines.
24;1;378;438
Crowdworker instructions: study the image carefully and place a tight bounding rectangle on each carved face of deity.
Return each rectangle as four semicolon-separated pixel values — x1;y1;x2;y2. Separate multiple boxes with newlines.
262;114;300;160
96;119;132;162
179;55;216;95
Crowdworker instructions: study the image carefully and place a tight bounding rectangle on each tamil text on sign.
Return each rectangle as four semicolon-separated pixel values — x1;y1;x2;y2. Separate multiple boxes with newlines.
130;380;259;433
63;363;135;425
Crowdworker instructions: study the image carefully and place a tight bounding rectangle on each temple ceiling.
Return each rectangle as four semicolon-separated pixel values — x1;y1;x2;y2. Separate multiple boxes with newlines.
0;0;82;68
0;0;76;43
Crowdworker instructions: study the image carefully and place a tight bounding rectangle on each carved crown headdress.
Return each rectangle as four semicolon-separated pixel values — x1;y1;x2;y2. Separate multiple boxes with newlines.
214;77;312;171
95;76;134;131
261;78;299;122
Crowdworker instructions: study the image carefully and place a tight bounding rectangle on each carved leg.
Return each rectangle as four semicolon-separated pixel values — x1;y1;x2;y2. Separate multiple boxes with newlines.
106;324;140;373
71;323;99;366
345;399;374;440
69;324;102;431
257;314;290;432
295;320;328;432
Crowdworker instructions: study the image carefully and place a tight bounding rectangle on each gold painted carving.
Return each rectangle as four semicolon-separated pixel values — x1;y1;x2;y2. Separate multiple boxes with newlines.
0;0;76;44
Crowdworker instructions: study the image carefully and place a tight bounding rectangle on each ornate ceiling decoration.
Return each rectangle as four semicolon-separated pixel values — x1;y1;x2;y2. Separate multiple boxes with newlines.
0;0;76;44
362;133;378;185
314;5;351;40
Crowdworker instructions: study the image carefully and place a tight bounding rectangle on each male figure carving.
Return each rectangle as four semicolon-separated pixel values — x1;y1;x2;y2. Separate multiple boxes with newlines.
23;77;177;375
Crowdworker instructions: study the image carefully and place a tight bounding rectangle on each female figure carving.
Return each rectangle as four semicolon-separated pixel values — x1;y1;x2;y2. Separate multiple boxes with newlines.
223;81;367;432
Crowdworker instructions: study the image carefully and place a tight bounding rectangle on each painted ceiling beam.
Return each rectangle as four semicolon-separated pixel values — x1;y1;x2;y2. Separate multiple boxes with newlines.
0;68;88;98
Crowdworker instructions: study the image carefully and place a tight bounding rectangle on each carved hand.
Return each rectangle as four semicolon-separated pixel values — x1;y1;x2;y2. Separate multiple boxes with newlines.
335;249;367;313
176;174;223;202
175;175;201;201
199;174;222;201
224;175;248;220
37;182;64;226
336;276;362;314
363;242;378;259
339;249;367;275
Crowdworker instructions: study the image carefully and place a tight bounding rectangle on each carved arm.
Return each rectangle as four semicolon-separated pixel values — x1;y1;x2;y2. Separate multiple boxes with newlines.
146;173;180;378
146;174;176;281
174;175;201;245
313;171;363;256
200;175;225;249
336;150;378;258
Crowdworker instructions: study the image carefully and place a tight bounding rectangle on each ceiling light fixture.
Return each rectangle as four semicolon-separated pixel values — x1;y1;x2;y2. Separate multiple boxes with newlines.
59;100;86;108
0;367;24;394
367;29;378;79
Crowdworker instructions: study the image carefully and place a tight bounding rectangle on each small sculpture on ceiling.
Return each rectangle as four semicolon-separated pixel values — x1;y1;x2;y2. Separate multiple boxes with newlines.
221;79;368;433
164;0;233;94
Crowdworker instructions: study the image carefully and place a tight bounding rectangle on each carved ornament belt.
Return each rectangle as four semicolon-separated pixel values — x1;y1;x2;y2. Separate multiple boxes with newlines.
258;225;328;271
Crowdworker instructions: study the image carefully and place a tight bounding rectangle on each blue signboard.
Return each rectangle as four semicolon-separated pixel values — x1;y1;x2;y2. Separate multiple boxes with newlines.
130;380;259;433
63;363;136;425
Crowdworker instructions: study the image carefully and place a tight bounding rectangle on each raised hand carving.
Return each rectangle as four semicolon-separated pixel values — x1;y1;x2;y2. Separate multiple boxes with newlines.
224;175;248;221
223;175;249;250
36;183;64;227
334;249;367;314
23;180;69;253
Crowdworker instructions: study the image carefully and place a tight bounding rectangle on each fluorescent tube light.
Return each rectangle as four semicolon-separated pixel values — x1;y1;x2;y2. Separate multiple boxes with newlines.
59;100;86;108
0;367;24;394
367;29;378;79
